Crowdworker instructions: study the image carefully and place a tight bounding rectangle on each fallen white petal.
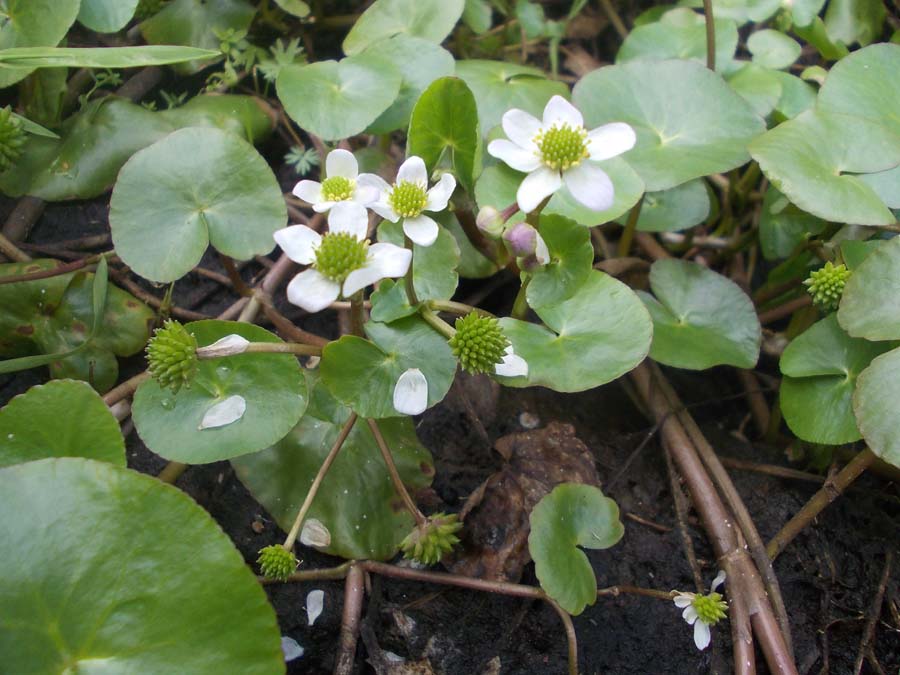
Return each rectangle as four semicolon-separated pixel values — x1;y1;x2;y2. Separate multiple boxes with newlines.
393;368;428;415
199;395;246;430
292;180;323;205
281;636;304;661
327;201;369;240
197;334;250;358
563;162;614;212
286;269;341;313
274;225;321;265
495;346;528;378
397;155;428;186
403;214;440;247
587;122;637;162
517;166;562;213
300;518;331;547
306;590;325;626
693;621;711;650
425;173;456;212
543;95;583;129
343;243;411;296
502;108;542;149
326;148;358;179
487;139;542;173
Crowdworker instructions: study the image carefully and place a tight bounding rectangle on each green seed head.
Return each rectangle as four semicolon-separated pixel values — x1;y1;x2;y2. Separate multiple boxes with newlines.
389;181;428;218
804;261;850;311
314;231;369;282
536;123;589;171
0;106;26;173
400;513;463;565
693;592;728;625
146;319;198;393
257;545;298;582
448;312;510;375
320;175;355;202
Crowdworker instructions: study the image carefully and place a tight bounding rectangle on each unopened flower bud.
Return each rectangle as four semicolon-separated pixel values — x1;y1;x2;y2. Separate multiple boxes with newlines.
476;206;505;238
400;513;463;565
196;334;250;359
503;222;538;258
804;261;850;311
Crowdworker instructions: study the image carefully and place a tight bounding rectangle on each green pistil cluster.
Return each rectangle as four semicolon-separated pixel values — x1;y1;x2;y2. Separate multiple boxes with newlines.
257;545;298;582
320;175;354;202
315;232;369;282
389;181;428;218
400;513;463;565
693;592;728;625
0;106;26;173
804;261;850;311
448;312;509;375
535;123;589;171
146;319;198;393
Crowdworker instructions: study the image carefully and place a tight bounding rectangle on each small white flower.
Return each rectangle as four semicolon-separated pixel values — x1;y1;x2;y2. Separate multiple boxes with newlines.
487;95;636;214
359;156;456;247
494;345;528;378
292;149;378;225
274;206;411;313
672;570;728;651
393;368;428;415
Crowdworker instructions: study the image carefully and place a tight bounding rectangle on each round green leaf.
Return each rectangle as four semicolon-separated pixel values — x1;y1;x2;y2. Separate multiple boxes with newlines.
748;29;802;69
854;347;900;468
277;55;402;141
759;186;826;260
772;71;817;120
110;127;285;283
378;221;460;302
0;0;81;88
750;110;900;226
455;60;570;139
858;164;900;209
779;314;891;444
343;0;464;55
320;316;457;418
640;259;760;370
838;235;900;341
727;62;784;118
573;59;766;191
232;373;434;560
528;483;624;616
0;380;125;468
792;0;827;26
0;458;283;674
616;179;711;233
526;214;594;307
364;36;455;136
78;0;139;32
824;0;886;47
500;270;653;392
132;320;307;463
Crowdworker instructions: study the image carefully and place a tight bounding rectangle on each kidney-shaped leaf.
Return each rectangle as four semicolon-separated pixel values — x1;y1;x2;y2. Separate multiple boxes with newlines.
132;320;307;463
838;229;900;341
77;0;139;32
640;259;761;370
854;347;900;469
817;43;899;134
110;127;285;282
0;458;283;674
526;214;594;308
528;483;624;615
343;0;464;55
617;179;711;233
573;59;765;191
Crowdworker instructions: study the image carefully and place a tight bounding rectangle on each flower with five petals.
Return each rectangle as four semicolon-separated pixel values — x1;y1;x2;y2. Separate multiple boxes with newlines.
292;149;379;225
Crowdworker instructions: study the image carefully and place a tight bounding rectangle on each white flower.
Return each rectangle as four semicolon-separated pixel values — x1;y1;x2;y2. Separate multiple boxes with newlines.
274;206;411;313
359;156;456;247
292;149;379;225
672;570;728;650
495;345;528;378
487;95;636;214
393;368;428;415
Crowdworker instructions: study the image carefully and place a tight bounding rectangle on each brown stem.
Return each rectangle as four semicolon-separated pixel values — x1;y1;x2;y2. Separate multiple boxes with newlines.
596;585;675;601
197;341;322;358
736;369;769;437
853;550;893;675
547;598;579;675
333;564;365;675
617;196;644;257
261;303;330;347
429;299;494;318
349;291;366;337
634;232;671;261
0;253;109;285
0;230;30;262
597;0;629;40
702;0;717;70
664;444;705;592
265;561;354;585
766;448;876;560
728;559;757;675
157;461;188;484
102;371;150;407
218;253;252;297
366;418;427;527
759;296;812;325
454;206;501;265
1;195;45;242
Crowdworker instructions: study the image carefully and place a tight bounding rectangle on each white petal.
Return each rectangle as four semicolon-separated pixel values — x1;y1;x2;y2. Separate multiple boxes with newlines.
682;606;699;624
286;269;341;312
293;180;323;205
197;334;250;358
274;225;321;265
543;95;583;129
487;139;542;173
693;621;711;650
312;201;335;214
300;519;331;547
343;243;411;296
673;594;694;609
425;173;456;212
357;172;392;196
535;231;550;265
563;162;614;212
393;368;428;415
502;108;542;149
397;155;428;186
306;590;325;626
327;201;369;239
369;198;400;222
711;570;727;592
517;166;562;213
353;183;380;206
199;395;246;430
281;636;304;662
326;148;358;179
495;346;528;377
403;214;440;247
586;122;637;161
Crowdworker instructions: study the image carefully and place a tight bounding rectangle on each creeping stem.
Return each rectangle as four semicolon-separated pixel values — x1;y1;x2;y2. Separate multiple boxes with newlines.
366;418;427;528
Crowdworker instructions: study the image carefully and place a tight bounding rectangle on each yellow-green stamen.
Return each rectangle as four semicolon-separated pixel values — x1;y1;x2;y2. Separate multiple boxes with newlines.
693;592;728;625
314;232;369;282
389;181;428;218
320;175;355;202
535;123;589;171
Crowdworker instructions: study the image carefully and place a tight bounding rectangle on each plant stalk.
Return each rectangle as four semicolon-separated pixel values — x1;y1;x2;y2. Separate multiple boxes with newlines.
366;418;427;528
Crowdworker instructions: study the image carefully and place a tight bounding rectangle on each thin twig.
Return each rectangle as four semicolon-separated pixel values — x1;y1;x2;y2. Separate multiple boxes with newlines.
102;371;150;406
366;418;427;527
664;444;705;592
702;0;717;70
853;550;893;675
333;564;366;675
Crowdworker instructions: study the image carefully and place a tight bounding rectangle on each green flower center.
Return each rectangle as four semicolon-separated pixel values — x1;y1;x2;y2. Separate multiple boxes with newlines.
804;261;850;311
256;545;298;582
145;319;198;393
449;312;510;375
315;232;369;282
320;175;355;202
389;180;428;218
535;123;589;171
693;593;728;625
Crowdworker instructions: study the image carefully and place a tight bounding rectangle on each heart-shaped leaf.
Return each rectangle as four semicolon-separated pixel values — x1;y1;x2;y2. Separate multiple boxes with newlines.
77;0;139;32
109;126;285;282
0;458;283;673
528;483;624;615
747;29;802;69
0;380;125;468
526;214;594;307
838;235;900;341
132;320;307;463
823;0;886;47
343;0;464;55
853;347;900;468
616;179;711;233
727;62;784;118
